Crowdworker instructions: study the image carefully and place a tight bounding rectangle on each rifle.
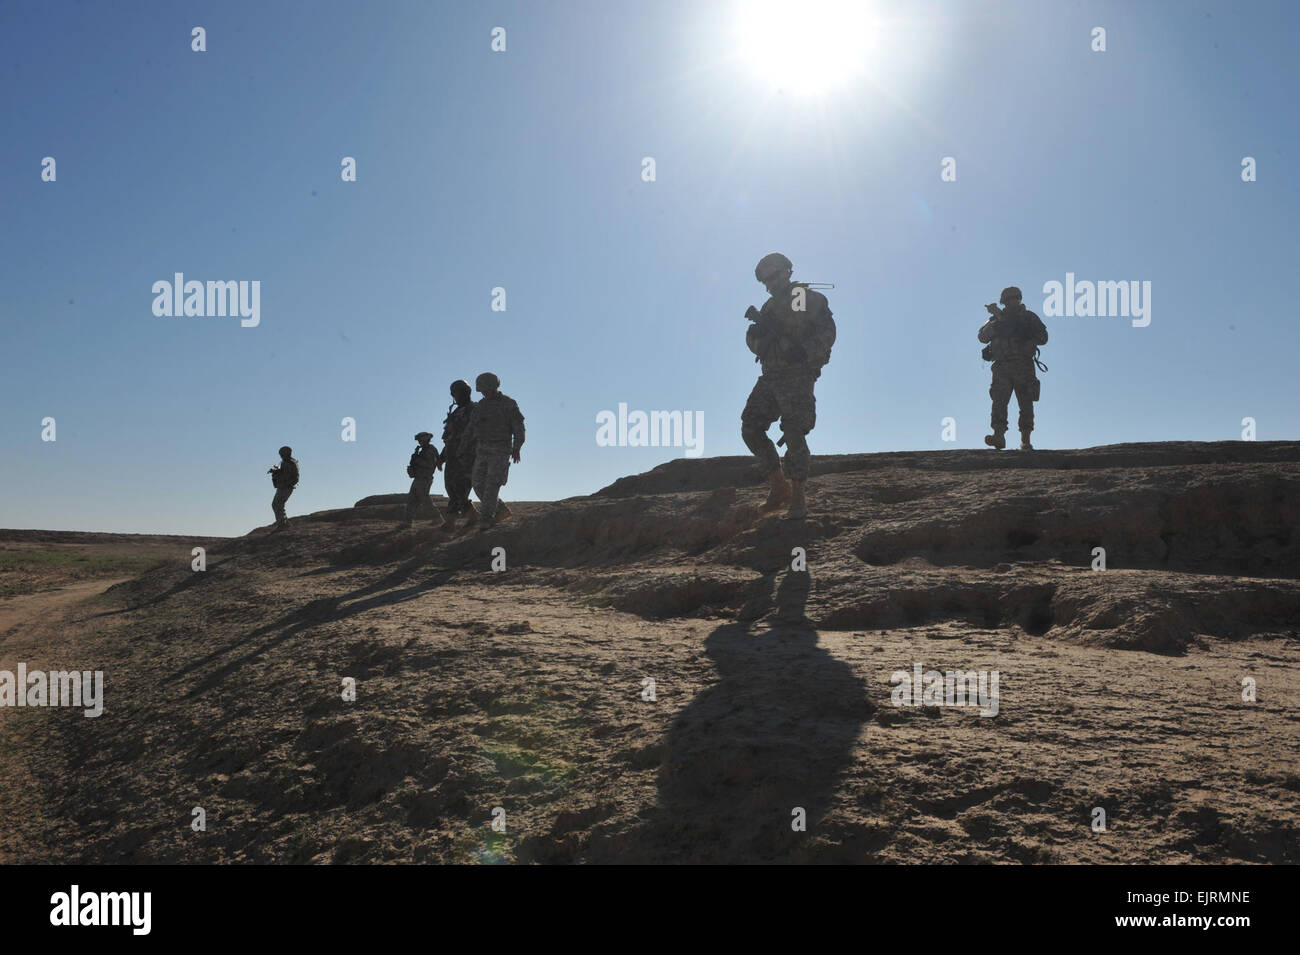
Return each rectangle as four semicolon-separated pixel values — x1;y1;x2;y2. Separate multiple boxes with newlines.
746;282;836;320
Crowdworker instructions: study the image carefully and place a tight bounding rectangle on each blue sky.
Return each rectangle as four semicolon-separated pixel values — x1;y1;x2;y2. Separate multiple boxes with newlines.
2;0;1296;536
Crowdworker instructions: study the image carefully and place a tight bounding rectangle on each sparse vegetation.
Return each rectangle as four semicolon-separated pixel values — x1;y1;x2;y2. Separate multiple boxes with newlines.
0;548;166;597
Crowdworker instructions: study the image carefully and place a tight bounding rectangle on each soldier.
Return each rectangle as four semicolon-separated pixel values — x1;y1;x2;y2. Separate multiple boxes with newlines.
741;252;837;519
441;379;477;523
458;372;525;528
268;445;299;531
978;286;1049;451
403;432;446;527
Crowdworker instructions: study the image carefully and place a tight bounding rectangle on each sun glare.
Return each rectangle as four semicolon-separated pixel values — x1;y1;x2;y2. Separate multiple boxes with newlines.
737;0;877;95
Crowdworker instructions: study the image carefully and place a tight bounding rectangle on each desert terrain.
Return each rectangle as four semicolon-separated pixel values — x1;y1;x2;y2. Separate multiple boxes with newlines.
1;441;1297;864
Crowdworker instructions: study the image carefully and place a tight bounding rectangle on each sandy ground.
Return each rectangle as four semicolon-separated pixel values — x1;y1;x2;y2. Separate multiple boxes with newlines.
1;444;1298;864
0;577;130;863
0;578;131;635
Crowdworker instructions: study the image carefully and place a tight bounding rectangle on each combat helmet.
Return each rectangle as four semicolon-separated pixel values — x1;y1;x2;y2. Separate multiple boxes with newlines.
999;286;1023;305
755;252;793;281
475;372;500;392
450;379;472;402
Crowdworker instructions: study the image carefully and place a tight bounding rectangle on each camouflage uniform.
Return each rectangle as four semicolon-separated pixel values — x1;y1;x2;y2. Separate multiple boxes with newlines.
404;443;442;522
741;285;836;481
459;394;525;523
978;305;1048;435
271;458;298;527
441;402;475;514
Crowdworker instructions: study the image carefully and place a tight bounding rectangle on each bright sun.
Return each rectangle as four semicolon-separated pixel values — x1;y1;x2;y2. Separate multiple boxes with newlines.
737;0;877;95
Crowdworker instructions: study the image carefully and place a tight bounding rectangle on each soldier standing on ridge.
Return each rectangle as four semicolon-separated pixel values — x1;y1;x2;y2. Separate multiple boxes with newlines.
459;372;525;529
441;379;477;524
403;431;446;528
268;445;299;531
978;286;1049;451
741;252;837;520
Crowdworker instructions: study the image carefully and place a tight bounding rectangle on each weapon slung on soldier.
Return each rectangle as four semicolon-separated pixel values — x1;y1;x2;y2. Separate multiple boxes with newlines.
745;282;835;321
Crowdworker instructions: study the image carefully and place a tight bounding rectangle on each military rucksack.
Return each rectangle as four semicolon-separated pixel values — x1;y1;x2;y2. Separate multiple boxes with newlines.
810;310;836;368
981;309;1048;372
784;286;836;368
273;458;299;488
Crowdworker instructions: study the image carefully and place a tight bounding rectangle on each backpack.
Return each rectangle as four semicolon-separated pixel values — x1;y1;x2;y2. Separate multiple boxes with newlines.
792;287;837;368
981;310;1048;371
276;458;299;488
813;310;837;368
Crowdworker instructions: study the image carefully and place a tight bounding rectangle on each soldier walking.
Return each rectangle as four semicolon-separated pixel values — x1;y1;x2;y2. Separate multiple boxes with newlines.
268;445;299;531
403;431;446;527
459;372;525;529
741;252;837;519
978;286;1049;451
441;379;477;523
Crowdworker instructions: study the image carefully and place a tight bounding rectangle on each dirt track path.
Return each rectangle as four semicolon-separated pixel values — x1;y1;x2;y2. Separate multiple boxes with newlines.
0;578;130;647
0;577;130;863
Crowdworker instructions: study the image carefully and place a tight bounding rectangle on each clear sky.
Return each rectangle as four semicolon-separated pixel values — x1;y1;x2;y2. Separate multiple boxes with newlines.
2;0;1296;536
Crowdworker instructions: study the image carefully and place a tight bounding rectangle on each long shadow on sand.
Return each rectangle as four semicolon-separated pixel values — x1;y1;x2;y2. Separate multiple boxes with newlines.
591;568;872;863
170;553;458;698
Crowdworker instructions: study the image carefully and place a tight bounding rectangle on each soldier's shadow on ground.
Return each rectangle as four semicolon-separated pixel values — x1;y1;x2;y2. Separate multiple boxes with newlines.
87;558;239;618
171;553;458;697
592;570;871;863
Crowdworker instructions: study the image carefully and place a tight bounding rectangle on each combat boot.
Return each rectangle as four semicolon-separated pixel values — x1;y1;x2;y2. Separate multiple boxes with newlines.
762;469;792;510
494;502;513;523
1020;432;1034;451
984;431;1006;450
786;480;808;519
463;502;480;525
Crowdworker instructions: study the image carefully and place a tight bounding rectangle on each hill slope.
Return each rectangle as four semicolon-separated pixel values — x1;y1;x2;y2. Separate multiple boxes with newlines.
2;441;1298;863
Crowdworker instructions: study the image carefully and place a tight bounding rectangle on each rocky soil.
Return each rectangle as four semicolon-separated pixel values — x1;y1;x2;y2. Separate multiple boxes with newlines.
1;441;1297;863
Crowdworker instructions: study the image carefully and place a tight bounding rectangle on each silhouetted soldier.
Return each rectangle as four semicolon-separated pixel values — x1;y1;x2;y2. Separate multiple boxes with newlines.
979;286;1048;451
741;252;836;519
403;431;446;527
268;445;299;531
459;372;524;528
441;379;476;523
